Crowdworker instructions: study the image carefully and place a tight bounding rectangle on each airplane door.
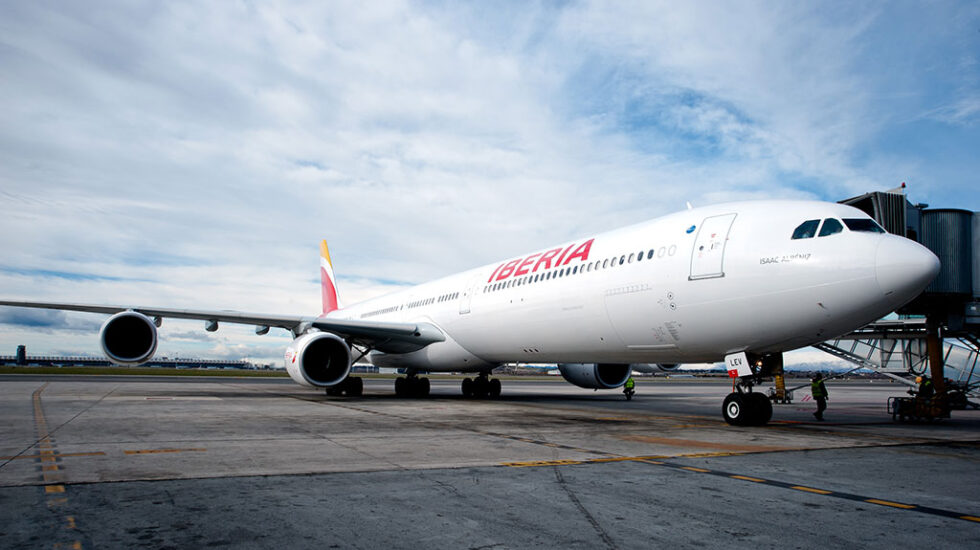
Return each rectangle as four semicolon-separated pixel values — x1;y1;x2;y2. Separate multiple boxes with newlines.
689;213;736;280
458;276;481;315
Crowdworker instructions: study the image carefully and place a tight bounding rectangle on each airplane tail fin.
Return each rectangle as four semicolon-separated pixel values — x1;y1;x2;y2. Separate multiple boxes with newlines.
320;240;342;315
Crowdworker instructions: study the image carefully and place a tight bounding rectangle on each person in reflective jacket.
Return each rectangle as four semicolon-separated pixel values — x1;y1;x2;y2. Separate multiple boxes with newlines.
623;377;635;400
811;373;828;421
916;375;934;399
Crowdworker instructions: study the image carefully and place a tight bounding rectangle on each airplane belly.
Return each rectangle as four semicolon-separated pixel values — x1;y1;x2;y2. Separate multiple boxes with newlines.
369;325;494;372
445;282;623;363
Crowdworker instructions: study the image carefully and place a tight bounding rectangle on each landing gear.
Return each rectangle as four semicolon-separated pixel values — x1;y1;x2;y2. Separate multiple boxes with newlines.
394;374;430;398
722;390;772;426
326;376;363;397
721;352;781;426
461;373;501;399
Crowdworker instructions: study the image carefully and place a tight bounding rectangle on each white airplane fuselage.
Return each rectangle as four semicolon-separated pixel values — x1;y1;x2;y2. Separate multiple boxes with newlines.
332;200;939;372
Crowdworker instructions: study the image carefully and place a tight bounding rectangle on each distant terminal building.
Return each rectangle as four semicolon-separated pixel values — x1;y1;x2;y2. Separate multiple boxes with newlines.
1;346;252;370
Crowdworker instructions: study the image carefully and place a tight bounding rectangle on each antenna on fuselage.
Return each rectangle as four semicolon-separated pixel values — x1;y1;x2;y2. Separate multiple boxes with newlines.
686;201;693;210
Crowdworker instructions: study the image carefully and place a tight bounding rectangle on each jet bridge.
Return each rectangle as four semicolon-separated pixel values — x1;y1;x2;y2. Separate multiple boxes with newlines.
815;322;980;408
811;187;980;418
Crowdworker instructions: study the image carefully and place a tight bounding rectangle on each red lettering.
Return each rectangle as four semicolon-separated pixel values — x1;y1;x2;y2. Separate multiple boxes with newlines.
554;244;575;267
561;238;594;265
495;259;521;281
487;263;504;283
515;253;541;276
533;248;563;272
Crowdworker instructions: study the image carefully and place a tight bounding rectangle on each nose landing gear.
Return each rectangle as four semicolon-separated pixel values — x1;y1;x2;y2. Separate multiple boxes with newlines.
722;390;772;426
722;351;780;426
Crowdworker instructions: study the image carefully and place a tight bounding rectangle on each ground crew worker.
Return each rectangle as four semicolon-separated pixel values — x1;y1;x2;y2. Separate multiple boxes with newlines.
917;375;934;399
811;373;828;421
623;376;635;399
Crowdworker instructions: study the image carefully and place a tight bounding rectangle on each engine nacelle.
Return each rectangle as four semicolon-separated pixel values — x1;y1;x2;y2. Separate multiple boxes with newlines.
657;363;680;371
99;311;158;366
557;363;632;389
284;332;352;388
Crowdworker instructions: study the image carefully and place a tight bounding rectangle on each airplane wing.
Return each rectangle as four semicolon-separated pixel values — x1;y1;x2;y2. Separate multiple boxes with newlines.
0;300;445;354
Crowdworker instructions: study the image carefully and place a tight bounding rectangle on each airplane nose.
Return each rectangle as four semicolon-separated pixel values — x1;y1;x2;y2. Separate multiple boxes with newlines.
875;236;941;299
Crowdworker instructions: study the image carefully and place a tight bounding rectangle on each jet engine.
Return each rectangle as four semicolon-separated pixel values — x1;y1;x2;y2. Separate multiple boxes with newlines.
99;311;158;366
284;332;352;388
557;363;632;389
657;363;680;371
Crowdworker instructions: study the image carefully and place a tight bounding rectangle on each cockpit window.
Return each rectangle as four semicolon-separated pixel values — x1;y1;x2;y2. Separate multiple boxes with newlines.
791;220;820;239
818;218;843;237
843;218;885;233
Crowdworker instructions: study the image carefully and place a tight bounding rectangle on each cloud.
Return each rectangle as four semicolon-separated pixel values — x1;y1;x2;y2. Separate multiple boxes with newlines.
0;307;68;328
0;1;977;364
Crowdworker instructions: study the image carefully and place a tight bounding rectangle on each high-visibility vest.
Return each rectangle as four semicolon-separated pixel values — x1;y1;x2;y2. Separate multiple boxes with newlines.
811;380;827;398
625;378;635;390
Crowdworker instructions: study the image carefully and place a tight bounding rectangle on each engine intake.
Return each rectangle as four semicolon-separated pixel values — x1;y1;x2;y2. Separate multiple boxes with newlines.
557;363;632;389
100;311;158;365
284;332;352;387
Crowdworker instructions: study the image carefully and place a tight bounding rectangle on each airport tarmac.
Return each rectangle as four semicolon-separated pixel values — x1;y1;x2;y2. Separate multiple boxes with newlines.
1;374;978;549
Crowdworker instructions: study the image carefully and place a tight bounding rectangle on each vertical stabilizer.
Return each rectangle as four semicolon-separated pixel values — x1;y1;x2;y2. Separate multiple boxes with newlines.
320;240;342;315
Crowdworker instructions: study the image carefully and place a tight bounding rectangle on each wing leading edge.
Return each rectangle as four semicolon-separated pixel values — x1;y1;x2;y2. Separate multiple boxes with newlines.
0;300;444;354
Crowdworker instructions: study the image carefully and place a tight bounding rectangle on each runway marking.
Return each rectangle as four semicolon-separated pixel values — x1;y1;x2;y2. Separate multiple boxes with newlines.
618;435;794;453
865;498;915;509
730;475;766;482
0;452;106;460
123;448;207;455
29;383;84;549
506;459;584;468
792;485;833;495
503;450;980;524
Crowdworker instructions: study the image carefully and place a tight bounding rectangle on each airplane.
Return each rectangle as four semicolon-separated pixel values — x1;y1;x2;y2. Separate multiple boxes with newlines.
0;199;940;426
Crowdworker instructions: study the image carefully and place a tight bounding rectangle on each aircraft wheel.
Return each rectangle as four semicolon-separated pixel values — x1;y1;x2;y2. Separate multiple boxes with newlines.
326;387;341;397
489;378;501;398
722;393;747;426
461;377;474;398
747;392;772;425
473;377;489;399
418;377;430;398
348;376;363;397
395;377;407;397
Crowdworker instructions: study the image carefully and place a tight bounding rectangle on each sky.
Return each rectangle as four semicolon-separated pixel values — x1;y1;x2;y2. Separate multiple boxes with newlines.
0;1;978;367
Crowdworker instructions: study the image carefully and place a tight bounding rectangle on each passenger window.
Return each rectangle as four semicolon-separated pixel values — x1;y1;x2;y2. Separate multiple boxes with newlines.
647;249;654;260
602;259;608;269
843;218;886;233
636;250;643;261
791;220;820;239
818;218;843;237
619;255;625;265
628;253;634;263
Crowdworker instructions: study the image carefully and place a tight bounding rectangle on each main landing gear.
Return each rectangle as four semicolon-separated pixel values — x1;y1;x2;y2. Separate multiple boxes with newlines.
326;376;363;397
461;373;501;399
395;373;430;398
